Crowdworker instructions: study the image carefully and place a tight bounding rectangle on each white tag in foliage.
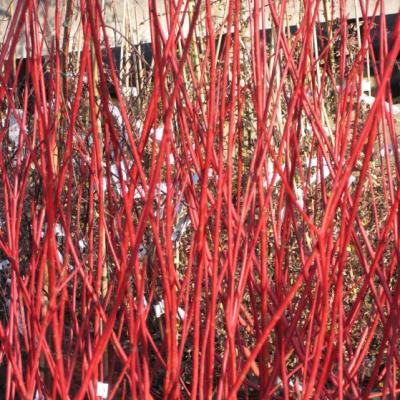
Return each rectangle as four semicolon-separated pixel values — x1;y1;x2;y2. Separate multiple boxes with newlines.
96;381;109;398
177;307;185;320
34;390;44;400
150;125;164;142
154;300;185;320
154;300;165;318
9;109;23;146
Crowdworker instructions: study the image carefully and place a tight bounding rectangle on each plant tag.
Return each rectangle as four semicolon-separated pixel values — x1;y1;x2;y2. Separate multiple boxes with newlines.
155;127;164;141
154;300;165;318
177;307;185;320
9;109;23;146
78;239;87;252
34;390;44;400
54;223;65;237
96;381;109;398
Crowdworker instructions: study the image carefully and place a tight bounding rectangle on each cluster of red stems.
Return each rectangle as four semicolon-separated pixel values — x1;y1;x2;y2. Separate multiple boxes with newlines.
0;0;399;398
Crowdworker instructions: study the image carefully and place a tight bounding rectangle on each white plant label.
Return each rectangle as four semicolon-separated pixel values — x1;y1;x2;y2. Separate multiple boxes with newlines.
78;239;87;252
154;300;185;320
9;109;23;146
177;307;185;320
96;381;109;399
54;223;65;237
154;300;165;318
34;390;44;400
